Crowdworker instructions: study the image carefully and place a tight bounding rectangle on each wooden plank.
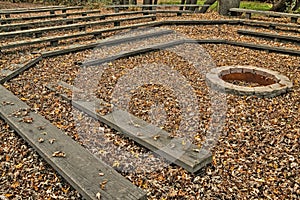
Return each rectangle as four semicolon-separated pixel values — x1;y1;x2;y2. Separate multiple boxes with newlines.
0;10;101;25
144;10;193;16
230;8;300;18
105;4;209;8
1;10;192;32
237;29;300;43
0;6;83;15
40;29;174;57
0;20;241;50
108;4;208;13
46;82;212;174
195;39;226;44
159;19;240;26
240;19;300;31
0;57;41;84
80;38;225;66
0;85;146;200
84;37;300;67
0;21;161;51
0;15;156;38
82;40;187;66
229;8;300;22
41;39;224;59
1;38;297;82
1;6;65;11
0;19;75;32
225;40;300;56
0;20;239;50
0;11;150;32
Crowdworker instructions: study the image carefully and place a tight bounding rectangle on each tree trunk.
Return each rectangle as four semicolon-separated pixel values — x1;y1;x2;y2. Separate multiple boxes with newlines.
184;0;198;11
143;0;152;10
190;0;198;11
293;1;300;11
270;0;300;12
199;0;217;13
185;0;191;10
270;0;288;12
218;0;240;16
179;0;185;10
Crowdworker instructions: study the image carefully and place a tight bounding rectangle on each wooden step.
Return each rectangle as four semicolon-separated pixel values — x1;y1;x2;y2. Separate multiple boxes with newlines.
0;20;240;51
0;11;153;32
1;6;65;11
237;29;300;43
0;85;146;200
0;6;83;18
46;61;212;174
0;15;156;39
40;29;174;57
229;8;300;23
0;10;101;25
0;57;41;84
0;21;161;51
106;4;210;13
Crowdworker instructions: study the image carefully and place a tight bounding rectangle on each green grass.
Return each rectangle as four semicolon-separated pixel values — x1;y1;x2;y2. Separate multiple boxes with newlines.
158;0;272;11
240;1;272;11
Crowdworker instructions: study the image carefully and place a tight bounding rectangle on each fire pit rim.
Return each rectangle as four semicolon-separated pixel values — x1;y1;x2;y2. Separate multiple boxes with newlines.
206;65;293;97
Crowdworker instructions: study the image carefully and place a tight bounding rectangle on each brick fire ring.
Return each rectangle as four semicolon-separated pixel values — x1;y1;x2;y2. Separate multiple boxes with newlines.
206;65;293;97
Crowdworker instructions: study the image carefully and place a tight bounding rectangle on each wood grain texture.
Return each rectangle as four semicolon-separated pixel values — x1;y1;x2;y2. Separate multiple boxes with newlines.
0;10;101;24
0;85;146;200
0;6;83;15
40;29;174;57
0;11;159;32
226;40;300;56
47;81;212;174
1;20;240;51
0;57;41;84
0;15;156;38
237;29;300;43
230;8;300;23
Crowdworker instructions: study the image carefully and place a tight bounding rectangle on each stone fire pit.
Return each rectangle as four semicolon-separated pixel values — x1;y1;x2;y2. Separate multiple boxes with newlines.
206;65;293;97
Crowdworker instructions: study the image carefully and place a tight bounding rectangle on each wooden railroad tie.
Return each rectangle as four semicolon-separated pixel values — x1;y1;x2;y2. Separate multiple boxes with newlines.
0;6;83;18
0;10;101;25
46;81;212;174
2;19;300;53
0;10;215;33
0;20;239;51
0;11;161;32
0;15;156;39
105;4;210;13
240;19;300;31
0;21;163;51
229;8;300;23
237;29;300;43
0;85;146;200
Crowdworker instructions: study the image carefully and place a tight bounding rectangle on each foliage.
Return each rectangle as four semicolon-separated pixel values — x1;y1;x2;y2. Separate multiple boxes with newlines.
240;1;272;10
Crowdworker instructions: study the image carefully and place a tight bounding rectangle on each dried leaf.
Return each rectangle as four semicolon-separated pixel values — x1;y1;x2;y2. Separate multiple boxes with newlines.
38;138;44;143
49;139;56;144
52;151;66;157
153;135;160;140
15;163;23;169
99;173;104;176
100;180;108;190
96;192;101;200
